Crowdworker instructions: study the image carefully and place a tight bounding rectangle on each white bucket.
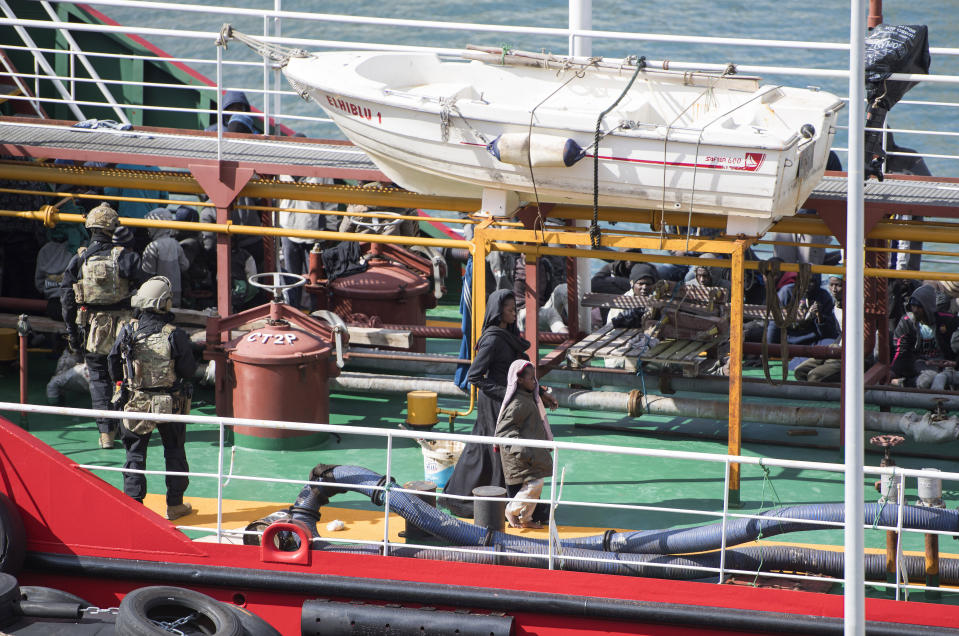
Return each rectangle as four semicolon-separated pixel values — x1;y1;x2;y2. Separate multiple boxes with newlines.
417;439;465;489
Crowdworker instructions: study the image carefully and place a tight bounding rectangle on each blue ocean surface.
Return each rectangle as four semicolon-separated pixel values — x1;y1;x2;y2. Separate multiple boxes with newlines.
104;1;956;172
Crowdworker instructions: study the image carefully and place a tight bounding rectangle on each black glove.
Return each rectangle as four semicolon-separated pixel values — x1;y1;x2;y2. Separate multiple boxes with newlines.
612;307;645;329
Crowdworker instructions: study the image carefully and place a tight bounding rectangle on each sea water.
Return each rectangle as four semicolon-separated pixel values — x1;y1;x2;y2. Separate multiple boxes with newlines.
105;1;956;171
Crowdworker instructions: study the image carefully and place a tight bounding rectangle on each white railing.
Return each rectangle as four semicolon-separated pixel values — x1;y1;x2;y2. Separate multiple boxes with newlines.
0;1;957;174
1;400;957;600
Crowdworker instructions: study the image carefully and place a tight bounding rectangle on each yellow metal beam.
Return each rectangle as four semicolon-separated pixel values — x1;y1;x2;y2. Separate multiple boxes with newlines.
0;207;470;251
727;240;749;507
489;242;959;283
485;227;740;255
7;160;959;245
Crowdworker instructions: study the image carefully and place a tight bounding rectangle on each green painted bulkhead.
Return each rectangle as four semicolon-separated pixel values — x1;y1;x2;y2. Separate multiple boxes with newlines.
0;0;214;129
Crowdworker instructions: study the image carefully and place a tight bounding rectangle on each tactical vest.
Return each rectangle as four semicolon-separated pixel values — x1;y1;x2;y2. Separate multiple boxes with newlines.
125;320;177;390
76;246;129;305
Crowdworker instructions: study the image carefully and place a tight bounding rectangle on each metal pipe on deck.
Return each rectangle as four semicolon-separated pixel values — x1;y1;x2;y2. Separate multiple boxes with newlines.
547;369;959;411
329;372;907;433
338;356;959;412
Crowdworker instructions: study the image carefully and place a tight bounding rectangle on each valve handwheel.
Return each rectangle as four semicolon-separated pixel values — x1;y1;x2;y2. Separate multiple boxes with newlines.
869;434;904;449
248;272;307;302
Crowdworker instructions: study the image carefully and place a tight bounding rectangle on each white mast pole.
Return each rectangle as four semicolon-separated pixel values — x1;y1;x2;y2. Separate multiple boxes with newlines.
570;0;592;333
845;1;866;634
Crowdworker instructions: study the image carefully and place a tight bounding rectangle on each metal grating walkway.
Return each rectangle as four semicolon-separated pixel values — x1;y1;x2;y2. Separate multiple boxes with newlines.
813;174;959;208
0;120;378;176
2;120;959;210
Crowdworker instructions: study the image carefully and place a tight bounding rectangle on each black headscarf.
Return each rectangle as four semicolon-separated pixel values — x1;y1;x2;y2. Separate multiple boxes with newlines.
476;289;530;354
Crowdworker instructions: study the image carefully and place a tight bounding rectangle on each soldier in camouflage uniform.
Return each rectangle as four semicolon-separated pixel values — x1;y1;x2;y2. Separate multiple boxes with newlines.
108;276;196;521
60;203;141;449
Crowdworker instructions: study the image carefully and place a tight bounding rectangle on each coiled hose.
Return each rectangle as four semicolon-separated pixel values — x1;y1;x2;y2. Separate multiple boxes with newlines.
302;465;959;556
308;540;959;584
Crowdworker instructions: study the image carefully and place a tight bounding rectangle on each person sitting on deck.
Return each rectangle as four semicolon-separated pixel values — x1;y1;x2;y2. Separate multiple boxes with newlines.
766;274;840;348
590;248;644;326
606;263;658;329
891;283;959;388
684;253;731;292
793;275;844;383
205;90;253;132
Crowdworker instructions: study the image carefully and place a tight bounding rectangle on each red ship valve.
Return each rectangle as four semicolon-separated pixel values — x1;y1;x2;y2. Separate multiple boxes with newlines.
248;272;308;318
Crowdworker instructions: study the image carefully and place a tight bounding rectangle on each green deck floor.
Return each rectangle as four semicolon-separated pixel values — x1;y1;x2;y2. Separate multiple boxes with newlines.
6;347;959;600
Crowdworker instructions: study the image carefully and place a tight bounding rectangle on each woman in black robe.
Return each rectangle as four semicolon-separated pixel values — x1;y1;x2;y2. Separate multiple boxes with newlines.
443;290;557;518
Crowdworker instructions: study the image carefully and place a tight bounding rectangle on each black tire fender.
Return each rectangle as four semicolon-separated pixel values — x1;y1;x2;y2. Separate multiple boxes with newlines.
0;493;26;575
18;586;91;607
0;572;21;628
117;585;242;636
226;604;282;636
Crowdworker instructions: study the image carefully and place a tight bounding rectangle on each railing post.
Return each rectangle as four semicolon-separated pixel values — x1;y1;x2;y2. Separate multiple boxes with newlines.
262;14;270;135
382;434;393;556
273;0;283;133
568;0;591;57
215;44;223;161
718;458;731;584
569;0;593;335
894;472;905;600
216;418;225;543
548;447;560;571
845;0;867;633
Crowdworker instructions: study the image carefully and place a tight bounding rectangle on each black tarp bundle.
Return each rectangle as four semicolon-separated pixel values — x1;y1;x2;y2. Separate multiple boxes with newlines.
863;24;930;180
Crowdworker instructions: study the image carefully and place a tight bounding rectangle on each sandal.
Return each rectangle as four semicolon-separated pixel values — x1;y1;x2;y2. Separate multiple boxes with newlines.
521;520;544;529
505;510;522;528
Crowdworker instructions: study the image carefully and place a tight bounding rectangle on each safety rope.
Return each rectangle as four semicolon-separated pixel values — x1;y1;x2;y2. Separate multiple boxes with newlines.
527;63;590;243
590;56;646;249
658;68;727;250
217;24;308;65
751;459;784;587
757;261;812;385
873;467;896;528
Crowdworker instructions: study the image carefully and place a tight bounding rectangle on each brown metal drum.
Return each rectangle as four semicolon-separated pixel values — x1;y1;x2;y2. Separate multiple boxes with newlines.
228;322;334;449
331;263;433;352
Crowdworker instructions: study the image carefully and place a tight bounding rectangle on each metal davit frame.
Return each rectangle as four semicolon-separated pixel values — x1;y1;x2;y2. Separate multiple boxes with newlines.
470;214;753;506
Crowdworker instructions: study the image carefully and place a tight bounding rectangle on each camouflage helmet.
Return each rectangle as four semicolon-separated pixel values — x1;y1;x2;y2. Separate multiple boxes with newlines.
132;276;173;313
85;202;119;231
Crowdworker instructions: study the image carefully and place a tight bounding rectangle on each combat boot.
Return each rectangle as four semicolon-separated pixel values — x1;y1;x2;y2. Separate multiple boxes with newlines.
99;431;115;449
166;502;194;521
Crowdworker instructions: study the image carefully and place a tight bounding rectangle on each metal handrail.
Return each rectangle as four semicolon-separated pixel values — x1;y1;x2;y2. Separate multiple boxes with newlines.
1;400;956;590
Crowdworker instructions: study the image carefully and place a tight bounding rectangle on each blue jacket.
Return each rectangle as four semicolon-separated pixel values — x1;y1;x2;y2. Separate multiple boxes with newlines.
766;283;840;346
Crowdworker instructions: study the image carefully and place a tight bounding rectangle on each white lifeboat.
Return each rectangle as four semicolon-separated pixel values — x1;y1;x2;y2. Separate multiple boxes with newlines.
283;48;843;234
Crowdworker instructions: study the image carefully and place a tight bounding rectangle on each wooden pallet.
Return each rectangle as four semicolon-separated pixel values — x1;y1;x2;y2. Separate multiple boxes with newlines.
567;325;630;368
640;337;728;377
567;324;726;376
582;290;767;320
